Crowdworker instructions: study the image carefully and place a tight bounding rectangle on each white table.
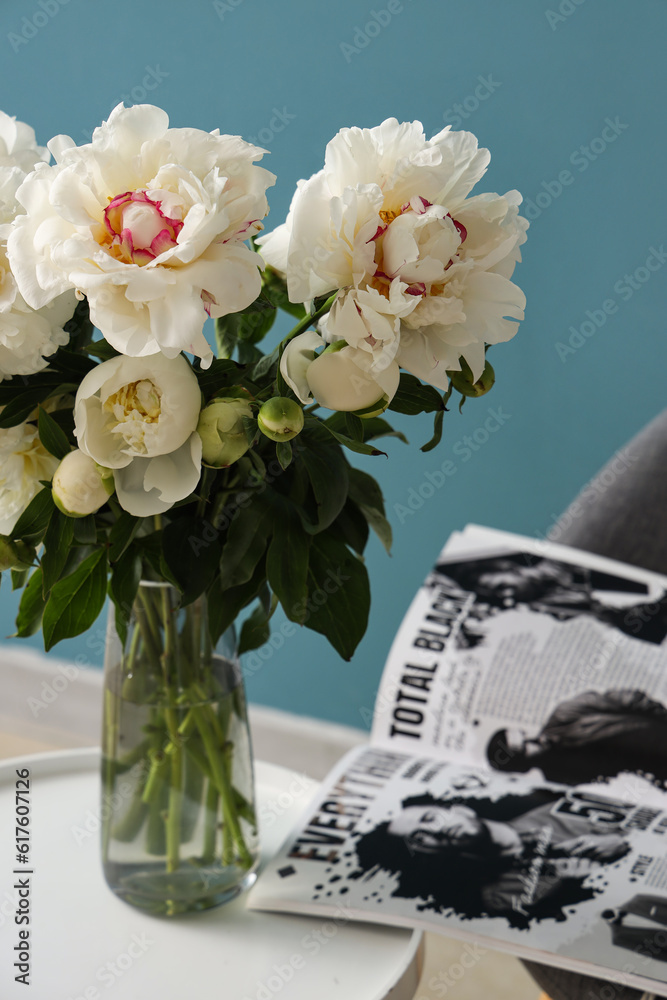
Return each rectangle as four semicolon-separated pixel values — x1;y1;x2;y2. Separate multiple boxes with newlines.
0;749;422;1000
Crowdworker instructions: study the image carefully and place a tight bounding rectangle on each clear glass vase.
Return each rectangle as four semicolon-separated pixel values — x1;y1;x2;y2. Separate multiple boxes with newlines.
100;581;258;915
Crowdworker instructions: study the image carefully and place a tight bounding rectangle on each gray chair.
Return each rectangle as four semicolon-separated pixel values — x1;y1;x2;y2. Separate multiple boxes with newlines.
523;409;667;1000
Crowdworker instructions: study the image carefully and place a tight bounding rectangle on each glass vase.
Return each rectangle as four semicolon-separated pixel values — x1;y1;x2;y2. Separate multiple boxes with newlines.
100;581;258;915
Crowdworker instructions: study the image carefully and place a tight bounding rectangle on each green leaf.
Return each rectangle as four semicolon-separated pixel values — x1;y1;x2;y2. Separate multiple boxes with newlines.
42;549;107;650
207;558;267;646
305;534;370;660
11;568;29;591
298;433;349;534
329;499;370;556
161;516;222;605
15;568;47;638
37;406;71;461
215;297;276;359
81;340;120;362
41;510;75;592
47;349;96;378
421;408;445;453
266;503;311;624
195;358;243;397
0;382;78;427
238;593;278;655
219;499;274;589
0;371;75;405
276;441;293;470
73;513;97;544
12;488;55;544
348;468;392;554
47;406;76;445
322;421;388;457
62;296;93;349
262;267;307;320
347;467;386;516
344;413;364;442
109;547;142;645
360;417;409;444
251;347;279;382
108;513;143;562
237;341;263;365
138;531;164;580
389;373;444;415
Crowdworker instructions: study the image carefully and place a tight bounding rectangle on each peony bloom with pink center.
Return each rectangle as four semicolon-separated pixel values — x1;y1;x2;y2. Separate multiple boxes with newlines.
7;103;276;367
102;190;184;266
258;119;527;391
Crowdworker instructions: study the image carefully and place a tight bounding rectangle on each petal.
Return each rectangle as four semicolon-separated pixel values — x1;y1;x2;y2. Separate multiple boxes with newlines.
114;433;202;516
279;330;324;404
185;243;262;318
428;127;491;207
395;329;452;391
255;221;290;275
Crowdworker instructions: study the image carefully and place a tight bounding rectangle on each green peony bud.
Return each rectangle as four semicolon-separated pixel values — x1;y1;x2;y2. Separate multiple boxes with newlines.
257;397;305;442
448;358;495;398
52;449;114;518
197;398;254;468
0;537;35;572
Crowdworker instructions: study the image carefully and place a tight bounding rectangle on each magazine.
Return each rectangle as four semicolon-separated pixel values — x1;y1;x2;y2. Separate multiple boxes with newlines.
248;525;667;997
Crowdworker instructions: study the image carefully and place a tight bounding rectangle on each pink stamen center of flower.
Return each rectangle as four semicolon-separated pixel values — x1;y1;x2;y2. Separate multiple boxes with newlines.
102;191;184;266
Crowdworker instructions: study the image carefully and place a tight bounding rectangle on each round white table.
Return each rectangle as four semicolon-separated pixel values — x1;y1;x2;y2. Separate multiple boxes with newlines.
0;748;422;1000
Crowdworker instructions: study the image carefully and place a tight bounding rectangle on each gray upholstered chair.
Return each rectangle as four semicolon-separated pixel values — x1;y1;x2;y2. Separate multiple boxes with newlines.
523;409;667;1000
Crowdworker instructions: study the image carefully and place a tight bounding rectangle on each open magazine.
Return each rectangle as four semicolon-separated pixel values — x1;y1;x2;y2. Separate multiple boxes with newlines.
248;525;667;997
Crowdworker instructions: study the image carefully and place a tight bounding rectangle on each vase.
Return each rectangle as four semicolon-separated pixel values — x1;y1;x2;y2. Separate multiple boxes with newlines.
100;581;259;915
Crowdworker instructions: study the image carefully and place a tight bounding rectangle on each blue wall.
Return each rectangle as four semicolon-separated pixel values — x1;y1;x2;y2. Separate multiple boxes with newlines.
0;0;665;728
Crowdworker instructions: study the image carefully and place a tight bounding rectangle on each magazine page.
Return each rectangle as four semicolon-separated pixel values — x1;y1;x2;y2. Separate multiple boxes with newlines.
371;525;667;804
248;744;667;997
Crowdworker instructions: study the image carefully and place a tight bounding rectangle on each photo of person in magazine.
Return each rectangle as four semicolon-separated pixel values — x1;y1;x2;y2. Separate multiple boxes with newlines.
250;528;667;995
485;689;667;787
435;553;667;645
354;787;633;930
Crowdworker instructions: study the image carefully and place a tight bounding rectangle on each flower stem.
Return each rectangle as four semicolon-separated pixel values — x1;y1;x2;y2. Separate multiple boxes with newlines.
202;780;219;863
190;704;253;868
165;707;183;873
278;292;338;353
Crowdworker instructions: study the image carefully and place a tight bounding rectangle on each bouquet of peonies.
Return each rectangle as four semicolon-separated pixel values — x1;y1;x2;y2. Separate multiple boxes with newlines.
0;103;527;653
0;103;527;912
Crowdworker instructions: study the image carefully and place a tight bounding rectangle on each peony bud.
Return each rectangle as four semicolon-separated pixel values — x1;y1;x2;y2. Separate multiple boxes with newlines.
52;450;114;518
197;398;253;468
257;397;305;442
0;537;35;572
306;342;396;414
448;358;495;398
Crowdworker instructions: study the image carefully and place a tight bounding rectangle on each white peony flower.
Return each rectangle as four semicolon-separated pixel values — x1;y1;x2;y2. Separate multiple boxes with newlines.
0;268;76;379
8;103;276;366
0;110;76;381
259;119;527;390
0;110;50;305
281;330;399;413
74;352;203;516
0;111;49;182
0;420;59;534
